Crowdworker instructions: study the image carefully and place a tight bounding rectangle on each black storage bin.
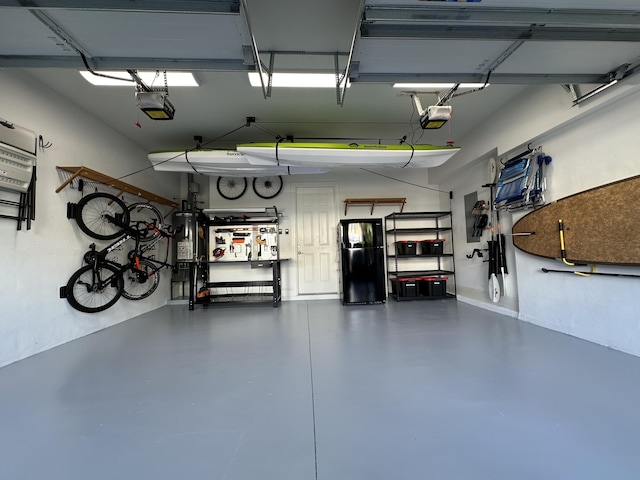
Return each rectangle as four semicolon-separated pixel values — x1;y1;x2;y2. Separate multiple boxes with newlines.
420;277;448;297
396;240;417;255
419;239;444;255
400;277;418;297
391;277;418;297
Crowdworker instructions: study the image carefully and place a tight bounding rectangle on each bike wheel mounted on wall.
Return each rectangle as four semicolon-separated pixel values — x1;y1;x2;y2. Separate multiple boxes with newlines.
253;176;283;199
122;259;160;300
127;202;164;243
217;177;248;200
65;263;124;313
75;192;130;240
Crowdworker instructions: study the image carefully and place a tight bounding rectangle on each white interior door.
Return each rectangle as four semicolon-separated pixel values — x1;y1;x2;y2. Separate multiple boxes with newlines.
295;186;339;295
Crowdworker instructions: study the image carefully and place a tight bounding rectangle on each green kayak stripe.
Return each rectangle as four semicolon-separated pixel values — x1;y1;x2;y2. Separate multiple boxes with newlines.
237;143;459;150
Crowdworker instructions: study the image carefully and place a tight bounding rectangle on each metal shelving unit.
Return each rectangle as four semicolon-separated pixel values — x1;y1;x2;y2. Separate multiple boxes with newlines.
385;211;456;301
191;206;282;308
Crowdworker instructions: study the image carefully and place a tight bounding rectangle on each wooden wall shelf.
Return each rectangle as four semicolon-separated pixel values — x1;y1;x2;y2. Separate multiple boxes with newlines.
55;165;178;211
344;197;406;215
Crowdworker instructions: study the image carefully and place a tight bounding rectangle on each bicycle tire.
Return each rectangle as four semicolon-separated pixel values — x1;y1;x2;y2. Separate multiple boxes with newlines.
76;192;130;240
253;176;283;199
128;202;164;243
122;259;160;300
217;176;247;200
66;263;124;313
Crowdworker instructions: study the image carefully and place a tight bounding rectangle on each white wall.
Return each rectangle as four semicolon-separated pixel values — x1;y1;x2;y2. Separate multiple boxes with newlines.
205;167;448;299
434;79;640;356
0;71;181;368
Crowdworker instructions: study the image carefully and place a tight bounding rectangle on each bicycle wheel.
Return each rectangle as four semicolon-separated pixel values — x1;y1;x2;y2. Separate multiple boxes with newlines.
76;192;130;240
122;259;160;300
217;177;247;200
128;202;164;242
253;176;283;199
66;263;124;313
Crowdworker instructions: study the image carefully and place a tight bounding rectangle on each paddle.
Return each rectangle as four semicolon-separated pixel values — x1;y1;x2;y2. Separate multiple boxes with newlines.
541;268;640;278
487;183;501;303
496;208;507;296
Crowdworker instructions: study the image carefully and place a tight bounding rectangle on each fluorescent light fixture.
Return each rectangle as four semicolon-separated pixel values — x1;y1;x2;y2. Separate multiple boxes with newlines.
80;71;198;87
394;83;488;89
248;72;350;88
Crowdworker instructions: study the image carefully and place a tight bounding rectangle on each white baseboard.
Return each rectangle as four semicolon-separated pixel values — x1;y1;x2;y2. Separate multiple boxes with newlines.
286;293;340;302
455;285;519;318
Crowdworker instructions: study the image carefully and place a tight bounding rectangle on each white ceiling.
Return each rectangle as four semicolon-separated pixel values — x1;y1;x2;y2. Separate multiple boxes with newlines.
1;0;640;155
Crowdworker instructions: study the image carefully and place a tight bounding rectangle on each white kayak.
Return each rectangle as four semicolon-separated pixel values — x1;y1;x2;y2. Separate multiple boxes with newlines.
236;142;461;168
148;149;328;176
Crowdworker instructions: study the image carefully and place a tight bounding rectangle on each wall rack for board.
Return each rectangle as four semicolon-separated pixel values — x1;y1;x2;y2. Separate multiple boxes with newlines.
385;211;456;301
344;197;406;215
191;206;282;308
55;166;179;215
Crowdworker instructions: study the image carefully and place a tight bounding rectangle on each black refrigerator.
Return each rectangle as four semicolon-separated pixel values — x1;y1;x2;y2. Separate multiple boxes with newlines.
339;218;386;305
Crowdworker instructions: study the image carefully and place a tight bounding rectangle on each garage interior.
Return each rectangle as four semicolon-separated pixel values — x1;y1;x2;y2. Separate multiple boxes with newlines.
1;1;640;478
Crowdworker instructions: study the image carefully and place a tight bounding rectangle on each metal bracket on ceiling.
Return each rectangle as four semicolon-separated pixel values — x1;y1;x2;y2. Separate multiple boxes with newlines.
562;84;579;102
240;0;270;100
335;53;345;106
240;0;362;105
570;63;630;105
337;0;365;107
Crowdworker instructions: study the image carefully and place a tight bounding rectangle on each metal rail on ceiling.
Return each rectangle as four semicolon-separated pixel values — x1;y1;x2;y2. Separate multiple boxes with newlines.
0;0;240;14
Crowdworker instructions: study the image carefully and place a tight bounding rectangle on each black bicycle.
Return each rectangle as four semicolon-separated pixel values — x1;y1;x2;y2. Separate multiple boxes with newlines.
74;191;164;242
64;192;176;313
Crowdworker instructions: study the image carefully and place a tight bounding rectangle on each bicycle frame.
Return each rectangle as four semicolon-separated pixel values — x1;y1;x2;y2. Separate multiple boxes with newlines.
82;215;176;287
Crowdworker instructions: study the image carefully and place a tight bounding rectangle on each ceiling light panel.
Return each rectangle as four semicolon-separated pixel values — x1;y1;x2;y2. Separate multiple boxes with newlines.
80;71;198;86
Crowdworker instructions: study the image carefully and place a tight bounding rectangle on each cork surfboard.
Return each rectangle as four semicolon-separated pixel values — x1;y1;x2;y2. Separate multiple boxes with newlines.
512;175;640;266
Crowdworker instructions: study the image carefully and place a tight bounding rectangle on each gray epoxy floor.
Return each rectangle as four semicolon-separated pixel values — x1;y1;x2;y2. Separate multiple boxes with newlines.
2;300;640;480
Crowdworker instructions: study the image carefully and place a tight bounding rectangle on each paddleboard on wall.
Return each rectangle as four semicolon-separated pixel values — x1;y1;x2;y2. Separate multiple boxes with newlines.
512;174;640;266
148;149;329;176
236;142;461;168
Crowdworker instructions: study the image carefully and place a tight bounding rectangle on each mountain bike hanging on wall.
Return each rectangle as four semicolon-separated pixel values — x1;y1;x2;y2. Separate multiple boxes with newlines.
63;192;178;313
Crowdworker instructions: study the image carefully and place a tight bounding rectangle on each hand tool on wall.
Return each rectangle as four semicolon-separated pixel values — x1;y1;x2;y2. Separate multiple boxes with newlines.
256;234;266;259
